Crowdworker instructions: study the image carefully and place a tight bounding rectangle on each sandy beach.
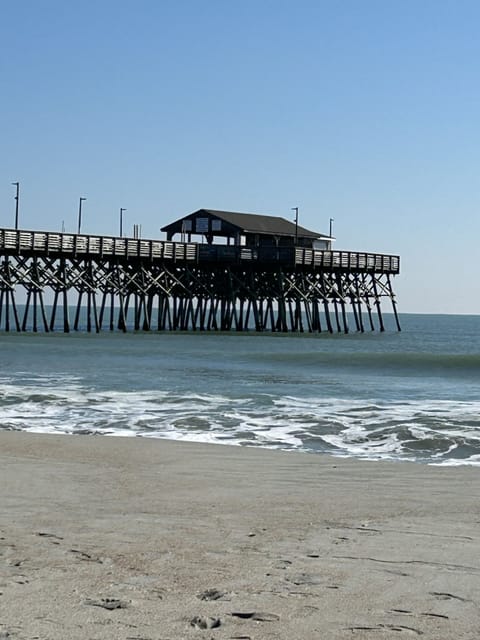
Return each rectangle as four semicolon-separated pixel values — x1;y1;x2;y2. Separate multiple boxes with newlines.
0;431;479;639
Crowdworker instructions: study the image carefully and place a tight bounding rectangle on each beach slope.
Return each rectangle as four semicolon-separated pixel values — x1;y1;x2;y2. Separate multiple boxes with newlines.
0;432;479;639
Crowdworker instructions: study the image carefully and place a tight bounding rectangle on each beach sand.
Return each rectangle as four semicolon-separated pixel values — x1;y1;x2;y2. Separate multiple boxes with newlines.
0;431;479;639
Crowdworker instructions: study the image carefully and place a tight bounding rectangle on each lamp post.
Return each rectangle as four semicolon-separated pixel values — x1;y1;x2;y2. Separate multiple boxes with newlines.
291;207;299;246
77;197;86;235
120;208;126;238
12;182;19;230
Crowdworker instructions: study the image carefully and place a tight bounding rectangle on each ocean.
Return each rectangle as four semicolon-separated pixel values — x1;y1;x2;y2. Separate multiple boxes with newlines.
1;313;479;466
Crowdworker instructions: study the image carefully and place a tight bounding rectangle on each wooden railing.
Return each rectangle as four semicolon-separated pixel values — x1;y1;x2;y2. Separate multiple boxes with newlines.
0;228;198;262
294;248;400;273
0;228;400;274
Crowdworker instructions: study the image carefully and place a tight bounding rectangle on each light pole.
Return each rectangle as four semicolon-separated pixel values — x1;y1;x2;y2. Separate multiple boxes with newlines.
77;197;86;235
12;182;19;230
120;208;126;237
291;207;299;245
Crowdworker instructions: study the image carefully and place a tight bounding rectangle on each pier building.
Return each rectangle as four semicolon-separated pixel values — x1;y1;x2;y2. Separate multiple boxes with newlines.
0;209;400;333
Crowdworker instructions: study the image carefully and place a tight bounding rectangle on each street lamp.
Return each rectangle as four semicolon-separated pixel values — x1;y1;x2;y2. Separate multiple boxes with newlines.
12;182;19;230
120;208;126;237
77;197;86;235
291;207;299;246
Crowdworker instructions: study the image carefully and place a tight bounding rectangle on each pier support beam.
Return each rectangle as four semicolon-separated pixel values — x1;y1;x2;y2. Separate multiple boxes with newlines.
0;252;400;334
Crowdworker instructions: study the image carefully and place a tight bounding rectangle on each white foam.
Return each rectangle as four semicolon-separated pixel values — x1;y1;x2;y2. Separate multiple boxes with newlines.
1;380;480;465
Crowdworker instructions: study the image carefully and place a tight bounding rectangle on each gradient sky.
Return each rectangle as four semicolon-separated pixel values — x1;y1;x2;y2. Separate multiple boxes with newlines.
1;1;479;314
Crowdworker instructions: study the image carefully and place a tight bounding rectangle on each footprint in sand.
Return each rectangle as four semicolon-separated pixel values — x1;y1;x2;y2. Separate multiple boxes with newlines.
430;591;470;602
84;598;128;610
197;588;227;601
231;612;280;622
190;616;221;629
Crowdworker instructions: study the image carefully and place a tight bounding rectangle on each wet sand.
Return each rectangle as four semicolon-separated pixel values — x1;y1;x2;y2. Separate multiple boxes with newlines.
0;431;479;639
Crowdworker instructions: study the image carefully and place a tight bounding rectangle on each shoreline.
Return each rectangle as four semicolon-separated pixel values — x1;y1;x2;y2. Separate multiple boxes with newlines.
1;431;479;639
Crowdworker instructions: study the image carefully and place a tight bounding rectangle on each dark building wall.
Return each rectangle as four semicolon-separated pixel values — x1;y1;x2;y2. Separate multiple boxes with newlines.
162;210;321;248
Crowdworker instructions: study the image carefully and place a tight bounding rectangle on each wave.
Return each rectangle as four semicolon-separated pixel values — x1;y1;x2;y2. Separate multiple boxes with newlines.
245;350;480;377
1;380;479;466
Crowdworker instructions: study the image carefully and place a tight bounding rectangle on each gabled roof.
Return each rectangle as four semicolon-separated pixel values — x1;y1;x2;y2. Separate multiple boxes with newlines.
162;209;327;239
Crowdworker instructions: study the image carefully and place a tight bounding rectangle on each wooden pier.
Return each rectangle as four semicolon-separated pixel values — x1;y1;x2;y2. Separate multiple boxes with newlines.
0;227;400;333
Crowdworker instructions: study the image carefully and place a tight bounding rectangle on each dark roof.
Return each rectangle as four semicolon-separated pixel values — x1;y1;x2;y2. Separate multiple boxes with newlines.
162;209;327;239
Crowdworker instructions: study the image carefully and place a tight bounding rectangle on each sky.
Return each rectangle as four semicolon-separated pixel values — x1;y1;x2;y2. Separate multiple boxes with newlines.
1;0;479;314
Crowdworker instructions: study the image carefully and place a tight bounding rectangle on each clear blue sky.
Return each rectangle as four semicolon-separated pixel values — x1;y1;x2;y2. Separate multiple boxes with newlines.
1;0;479;314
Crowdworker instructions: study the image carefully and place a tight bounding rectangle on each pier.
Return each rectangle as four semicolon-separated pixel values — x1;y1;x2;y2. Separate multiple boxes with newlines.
0;213;401;334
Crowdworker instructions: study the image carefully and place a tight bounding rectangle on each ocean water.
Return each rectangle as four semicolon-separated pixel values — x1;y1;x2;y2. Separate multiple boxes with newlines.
0;313;479;466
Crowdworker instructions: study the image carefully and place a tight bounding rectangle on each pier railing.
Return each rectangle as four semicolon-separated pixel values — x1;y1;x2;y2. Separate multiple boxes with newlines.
294;247;400;273
0;228;399;274
0;228;198;261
